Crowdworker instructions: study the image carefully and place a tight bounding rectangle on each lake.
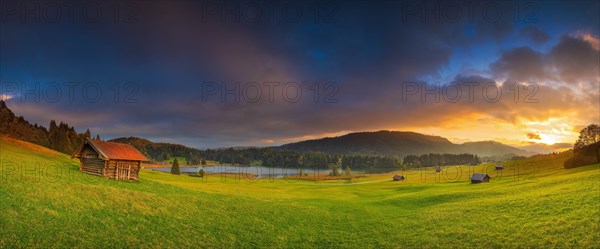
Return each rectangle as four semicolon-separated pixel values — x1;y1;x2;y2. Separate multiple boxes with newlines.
147;165;386;178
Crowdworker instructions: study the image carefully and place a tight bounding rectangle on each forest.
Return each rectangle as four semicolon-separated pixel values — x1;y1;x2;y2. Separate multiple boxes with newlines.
0;101;91;154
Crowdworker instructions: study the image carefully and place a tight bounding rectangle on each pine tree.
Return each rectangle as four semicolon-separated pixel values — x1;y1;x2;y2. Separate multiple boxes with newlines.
171;158;180;175
48;120;58;150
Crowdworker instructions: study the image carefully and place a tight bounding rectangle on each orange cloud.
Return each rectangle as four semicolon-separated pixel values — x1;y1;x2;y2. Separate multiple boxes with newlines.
527;133;541;140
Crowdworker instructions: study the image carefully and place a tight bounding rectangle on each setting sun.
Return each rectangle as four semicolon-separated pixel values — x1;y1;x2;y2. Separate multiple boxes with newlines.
539;133;559;145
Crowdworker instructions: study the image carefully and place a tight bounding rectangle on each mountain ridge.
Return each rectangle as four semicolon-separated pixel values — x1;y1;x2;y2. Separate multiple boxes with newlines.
277;130;532;157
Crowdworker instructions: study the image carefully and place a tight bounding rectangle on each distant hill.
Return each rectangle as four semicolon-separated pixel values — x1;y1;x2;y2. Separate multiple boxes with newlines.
113;131;531;161
277;130;531;157
459;141;530;157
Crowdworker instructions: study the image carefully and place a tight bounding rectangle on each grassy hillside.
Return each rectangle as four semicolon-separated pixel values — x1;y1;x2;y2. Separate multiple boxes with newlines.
0;136;598;248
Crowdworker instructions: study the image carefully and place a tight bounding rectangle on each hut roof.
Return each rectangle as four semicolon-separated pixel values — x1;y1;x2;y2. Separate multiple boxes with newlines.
72;138;149;161
470;173;490;181
393;175;404;179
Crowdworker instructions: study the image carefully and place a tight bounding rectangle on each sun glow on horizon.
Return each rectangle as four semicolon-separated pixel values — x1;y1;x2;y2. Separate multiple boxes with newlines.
538;133;559;145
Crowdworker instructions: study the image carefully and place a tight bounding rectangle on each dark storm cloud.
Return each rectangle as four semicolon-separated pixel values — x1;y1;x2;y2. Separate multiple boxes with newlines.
1;0;598;147
490;46;547;82
549;35;600;84
490;34;600;86
520;26;550;44
2;1;459;144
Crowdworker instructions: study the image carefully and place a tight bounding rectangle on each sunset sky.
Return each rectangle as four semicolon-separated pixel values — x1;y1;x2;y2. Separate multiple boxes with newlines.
1;1;598;150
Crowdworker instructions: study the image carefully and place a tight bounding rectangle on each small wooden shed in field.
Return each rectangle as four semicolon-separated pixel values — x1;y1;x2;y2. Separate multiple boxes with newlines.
393;175;405;181
470;173;490;184
72;138;149;180
435;166;441;172
495;164;504;170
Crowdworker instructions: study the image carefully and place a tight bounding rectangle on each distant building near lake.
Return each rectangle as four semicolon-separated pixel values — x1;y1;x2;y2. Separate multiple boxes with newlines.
470;173;490;184
393;175;405;181
495;164;504;170
72;138;149;180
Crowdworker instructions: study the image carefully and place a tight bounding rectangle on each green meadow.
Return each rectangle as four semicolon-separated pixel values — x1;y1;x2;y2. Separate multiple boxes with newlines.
0;136;598;248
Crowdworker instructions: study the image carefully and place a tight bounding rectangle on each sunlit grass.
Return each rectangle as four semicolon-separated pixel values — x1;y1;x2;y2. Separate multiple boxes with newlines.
0;137;598;248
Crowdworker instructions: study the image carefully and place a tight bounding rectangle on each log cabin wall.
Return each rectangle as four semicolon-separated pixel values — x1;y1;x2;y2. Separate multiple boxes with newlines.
104;160;141;180
82;146;98;158
79;144;104;175
129;161;141;180
81;158;105;176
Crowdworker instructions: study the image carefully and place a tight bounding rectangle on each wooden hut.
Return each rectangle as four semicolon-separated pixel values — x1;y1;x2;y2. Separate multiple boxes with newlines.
393;175;405;181
495;164;504;170
72;138;149;180
435;166;441;172
470;173;490;184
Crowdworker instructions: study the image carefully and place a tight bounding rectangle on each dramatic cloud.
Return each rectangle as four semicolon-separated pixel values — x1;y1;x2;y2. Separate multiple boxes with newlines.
0;94;12;101
520;26;550;44
549;35;600;84
527;133;542;140
490;47;547;82
0;1;598;148
582;33;600;50
489;33;600;93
